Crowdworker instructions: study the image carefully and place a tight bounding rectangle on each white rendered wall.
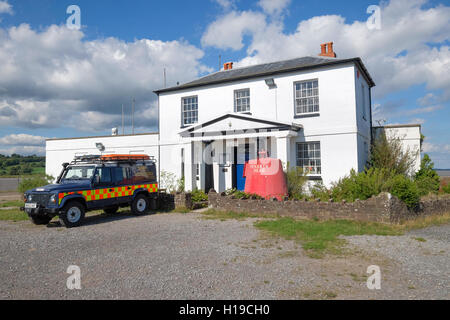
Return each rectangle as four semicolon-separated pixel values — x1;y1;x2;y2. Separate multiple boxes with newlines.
46;134;159;182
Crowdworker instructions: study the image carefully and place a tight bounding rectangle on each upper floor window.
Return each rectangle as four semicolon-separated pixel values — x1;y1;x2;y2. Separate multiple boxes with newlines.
294;79;319;115
182;96;198;126
234;89;250;113
296;142;321;175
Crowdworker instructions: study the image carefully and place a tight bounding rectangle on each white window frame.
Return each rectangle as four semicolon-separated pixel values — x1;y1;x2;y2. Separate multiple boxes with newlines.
294;79;319;116
181;96;198;126
296;142;321;175
234;88;250;113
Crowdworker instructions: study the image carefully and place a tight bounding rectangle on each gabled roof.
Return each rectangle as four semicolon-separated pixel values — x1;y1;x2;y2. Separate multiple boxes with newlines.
179;113;302;137
155;56;375;94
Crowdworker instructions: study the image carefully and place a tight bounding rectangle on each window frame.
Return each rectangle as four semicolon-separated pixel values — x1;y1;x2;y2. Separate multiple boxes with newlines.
181;95;199;127
234;88;251;113
361;83;367;121
293;79;320;116
296;141;322;176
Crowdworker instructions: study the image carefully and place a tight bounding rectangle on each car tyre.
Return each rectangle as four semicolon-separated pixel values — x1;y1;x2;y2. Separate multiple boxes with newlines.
131;194;149;216
59;201;85;228
29;215;52;225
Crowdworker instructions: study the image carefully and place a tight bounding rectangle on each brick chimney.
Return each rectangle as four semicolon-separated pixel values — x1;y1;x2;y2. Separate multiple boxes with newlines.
223;62;233;70
319;42;337;58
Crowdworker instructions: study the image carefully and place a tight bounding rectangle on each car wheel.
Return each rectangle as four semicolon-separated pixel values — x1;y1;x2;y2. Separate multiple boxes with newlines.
59;201;85;228
29;215;52;225
131;194;149;216
104;206;119;215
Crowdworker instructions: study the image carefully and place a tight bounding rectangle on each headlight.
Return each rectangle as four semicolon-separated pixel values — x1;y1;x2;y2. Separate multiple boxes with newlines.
49;194;57;205
27;194;33;202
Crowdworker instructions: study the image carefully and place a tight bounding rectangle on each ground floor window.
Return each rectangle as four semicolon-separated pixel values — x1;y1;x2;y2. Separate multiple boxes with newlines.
296;142;321;175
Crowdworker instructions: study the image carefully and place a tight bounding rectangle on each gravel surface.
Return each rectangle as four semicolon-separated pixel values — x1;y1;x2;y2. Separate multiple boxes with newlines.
0;211;448;300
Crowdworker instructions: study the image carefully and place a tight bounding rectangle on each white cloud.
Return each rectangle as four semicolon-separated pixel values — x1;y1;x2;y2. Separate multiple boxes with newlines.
202;0;450;101
0;24;210;132
423;142;450;153
213;0;235;10
201;11;267;50
258;0;291;16
0;146;45;156
0;133;47;146
0;1;13;15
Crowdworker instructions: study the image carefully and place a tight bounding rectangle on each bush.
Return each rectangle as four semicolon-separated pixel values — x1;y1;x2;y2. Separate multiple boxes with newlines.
310;182;331;201
191;189;208;202
370;130;417;176
224;189;262;200
160;170;177;193
442;184;450;194
387;175;420;209
414;154;440;196
285;166;308;199
18;175;54;194
330;168;393;202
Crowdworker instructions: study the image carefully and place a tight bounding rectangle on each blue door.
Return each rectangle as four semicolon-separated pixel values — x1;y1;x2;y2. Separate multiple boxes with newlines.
236;144;250;191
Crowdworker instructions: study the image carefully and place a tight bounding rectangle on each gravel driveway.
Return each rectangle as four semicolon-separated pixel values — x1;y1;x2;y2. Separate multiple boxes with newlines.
0;211;448;300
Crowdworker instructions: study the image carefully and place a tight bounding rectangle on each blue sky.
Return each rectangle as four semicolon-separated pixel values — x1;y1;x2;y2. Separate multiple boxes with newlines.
0;0;449;167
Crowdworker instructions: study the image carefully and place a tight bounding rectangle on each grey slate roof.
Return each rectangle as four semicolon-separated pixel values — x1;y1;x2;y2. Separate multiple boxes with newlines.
154;56;375;94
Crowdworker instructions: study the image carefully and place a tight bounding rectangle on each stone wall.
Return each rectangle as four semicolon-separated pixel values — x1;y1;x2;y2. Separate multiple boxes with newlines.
208;191;449;224
174;192;192;210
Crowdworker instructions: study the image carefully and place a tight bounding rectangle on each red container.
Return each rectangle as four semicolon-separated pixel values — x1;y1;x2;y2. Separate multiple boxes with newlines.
243;152;288;201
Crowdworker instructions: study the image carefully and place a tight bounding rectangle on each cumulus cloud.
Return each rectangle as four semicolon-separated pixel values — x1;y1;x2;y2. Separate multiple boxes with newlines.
0;133;47;146
0;23;210;132
0;1;13;15
202;0;450;101
213;0;235;10
258;0;291;16
201;11;267;50
0;146;45;156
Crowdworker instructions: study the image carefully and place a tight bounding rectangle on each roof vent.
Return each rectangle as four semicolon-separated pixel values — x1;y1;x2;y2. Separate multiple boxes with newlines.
319;42;337;58
223;62;233;70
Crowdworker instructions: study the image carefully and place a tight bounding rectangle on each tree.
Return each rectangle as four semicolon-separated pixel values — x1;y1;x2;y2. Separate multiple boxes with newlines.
414;154;440;196
370;130;417;176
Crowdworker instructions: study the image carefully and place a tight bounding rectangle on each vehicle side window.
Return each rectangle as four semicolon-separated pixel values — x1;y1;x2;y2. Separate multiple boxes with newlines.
113;167;129;185
94;167;112;186
130;164;156;183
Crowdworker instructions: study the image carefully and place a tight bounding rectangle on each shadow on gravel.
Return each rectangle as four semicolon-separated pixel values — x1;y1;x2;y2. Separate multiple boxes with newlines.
46;210;161;228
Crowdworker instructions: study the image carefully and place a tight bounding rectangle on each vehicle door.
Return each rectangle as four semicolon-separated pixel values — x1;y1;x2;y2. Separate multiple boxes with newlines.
91;167;117;208
113;166;133;205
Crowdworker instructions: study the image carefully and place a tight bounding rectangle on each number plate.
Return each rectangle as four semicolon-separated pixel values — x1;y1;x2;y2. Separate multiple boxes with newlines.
25;203;37;209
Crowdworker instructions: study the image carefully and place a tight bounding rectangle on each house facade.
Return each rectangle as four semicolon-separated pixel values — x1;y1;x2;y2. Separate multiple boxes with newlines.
46;46;422;193
155;54;375;192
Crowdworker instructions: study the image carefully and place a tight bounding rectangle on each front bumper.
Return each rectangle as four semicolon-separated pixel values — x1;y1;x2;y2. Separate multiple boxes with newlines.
20;205;58;216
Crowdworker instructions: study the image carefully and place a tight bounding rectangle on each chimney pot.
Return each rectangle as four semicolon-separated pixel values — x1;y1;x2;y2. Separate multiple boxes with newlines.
223;62;233;70
319;42;337;58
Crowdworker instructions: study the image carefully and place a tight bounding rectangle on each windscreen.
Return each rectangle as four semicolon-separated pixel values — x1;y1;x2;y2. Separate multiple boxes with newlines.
62;166;95;180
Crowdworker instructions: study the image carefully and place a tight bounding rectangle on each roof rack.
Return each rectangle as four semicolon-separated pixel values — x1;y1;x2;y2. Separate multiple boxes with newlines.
71;154;156;164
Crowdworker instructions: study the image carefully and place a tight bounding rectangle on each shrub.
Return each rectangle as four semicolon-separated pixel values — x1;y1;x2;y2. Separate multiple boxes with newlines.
370;130;417;176
160;170;177;193
442;184;450;194
330;168;393;202
285;166;308;199
414;154;440;196
177;176;185;193
18;175;54;194
387;175;420;209
191;189;208;202
310;181;331;201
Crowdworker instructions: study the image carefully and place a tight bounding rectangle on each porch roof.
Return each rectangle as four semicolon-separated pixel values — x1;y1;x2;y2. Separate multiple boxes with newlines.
179;113;302;138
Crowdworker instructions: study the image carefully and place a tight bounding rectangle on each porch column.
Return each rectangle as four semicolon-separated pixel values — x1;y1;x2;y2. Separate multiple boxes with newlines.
276;136;291;170
184;142;194;192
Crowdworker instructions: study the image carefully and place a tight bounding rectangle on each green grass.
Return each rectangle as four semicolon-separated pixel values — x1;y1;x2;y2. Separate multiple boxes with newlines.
0;209;28;222
0;200;23;208
200;209;277;221
255;218;403;258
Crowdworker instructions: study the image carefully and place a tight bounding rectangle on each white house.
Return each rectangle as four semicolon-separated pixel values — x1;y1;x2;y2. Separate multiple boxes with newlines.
46;44;422;192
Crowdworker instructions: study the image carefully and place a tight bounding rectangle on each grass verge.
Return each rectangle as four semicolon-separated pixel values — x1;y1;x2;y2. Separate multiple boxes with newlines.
0;200;24;208
0;209;28;222
255;218;402;258
200;209;278;221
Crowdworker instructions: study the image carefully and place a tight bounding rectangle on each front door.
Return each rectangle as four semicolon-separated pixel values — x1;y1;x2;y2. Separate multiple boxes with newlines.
91;167;117;209
236;144;250;191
